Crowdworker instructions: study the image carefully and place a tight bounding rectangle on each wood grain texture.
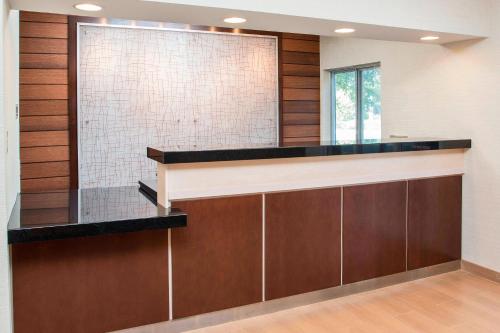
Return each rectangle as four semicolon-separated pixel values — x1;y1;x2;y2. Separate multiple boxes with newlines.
20;38;68;54
20;12;70;192
283;112;320;125
20;84;68;100
282;39;319;53
265;188;341;300
283;88;320;101
20;191;70;209
21;176;70;191
282;51;320;65
20;22;68;38
283;125;320;138
21;161;70;179
283;136;320;144
283;64;320;76
282;33;319;41
343;181;407;284
20;11;68;23
20;54;68;69
20;146;69;163
20;100;68;116
21;69;68;84
171;195;262;318
20;131;69;147
283;101;320;113
20;116;68;131
12;230;169;333
19;207;69;225
283;76;320;89
408;176;462;270
179;271;500;333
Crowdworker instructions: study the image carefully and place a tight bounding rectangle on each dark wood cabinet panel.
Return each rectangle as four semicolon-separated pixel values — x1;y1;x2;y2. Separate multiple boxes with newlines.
343;182;407;284
281;33;319;41
171;195;262;318
265;188;341;300
20;54;68;69
408;176;462;269
12;230;169;333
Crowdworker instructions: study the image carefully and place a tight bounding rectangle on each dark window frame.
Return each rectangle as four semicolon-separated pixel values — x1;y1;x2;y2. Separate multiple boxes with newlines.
329;62;381;142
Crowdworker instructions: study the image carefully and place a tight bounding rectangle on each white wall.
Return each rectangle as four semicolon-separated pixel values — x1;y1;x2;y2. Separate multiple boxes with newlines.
320;4;500;272
0;0;18;331
148;0;494;37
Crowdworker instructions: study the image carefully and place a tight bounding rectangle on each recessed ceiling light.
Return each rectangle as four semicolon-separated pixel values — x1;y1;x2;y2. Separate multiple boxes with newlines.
335;28;356;34
74;3;103;11
224;17;247;24
420;36;439;41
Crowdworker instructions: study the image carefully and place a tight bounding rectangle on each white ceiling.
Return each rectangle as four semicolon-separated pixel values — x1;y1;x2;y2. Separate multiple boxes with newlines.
9;0;488;44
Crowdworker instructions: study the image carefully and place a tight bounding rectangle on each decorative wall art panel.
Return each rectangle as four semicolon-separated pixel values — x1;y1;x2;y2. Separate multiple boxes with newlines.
78;25;278;188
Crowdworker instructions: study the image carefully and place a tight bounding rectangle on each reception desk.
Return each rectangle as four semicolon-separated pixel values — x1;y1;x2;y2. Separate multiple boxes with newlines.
10;138;471;333
141;138;471;323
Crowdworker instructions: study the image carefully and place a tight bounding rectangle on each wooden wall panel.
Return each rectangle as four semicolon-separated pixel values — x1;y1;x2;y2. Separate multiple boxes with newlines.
20;69;68;84
20;11;70;192
343;181;407;284
265;188;341;300
408;176;462;270
279;33;321;144
171;195;262;318
12;230;169;333
20;38;68;54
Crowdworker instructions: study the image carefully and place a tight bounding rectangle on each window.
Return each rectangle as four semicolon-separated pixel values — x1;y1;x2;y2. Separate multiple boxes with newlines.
331;63;381;142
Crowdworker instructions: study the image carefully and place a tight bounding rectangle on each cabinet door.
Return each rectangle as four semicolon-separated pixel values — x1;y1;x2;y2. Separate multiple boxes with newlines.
408;176;462;270
265;188;341;300
171;195;262;318
343;181;407;284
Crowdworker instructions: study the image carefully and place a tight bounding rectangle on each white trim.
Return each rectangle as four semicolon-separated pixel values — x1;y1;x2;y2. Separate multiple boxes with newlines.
159;150;466;201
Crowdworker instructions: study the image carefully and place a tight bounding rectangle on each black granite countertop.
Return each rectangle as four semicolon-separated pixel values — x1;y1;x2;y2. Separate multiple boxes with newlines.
7;186;186;244
147;138;471;164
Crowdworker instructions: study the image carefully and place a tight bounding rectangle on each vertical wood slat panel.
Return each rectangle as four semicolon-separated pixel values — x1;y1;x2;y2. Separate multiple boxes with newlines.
20;11;70;191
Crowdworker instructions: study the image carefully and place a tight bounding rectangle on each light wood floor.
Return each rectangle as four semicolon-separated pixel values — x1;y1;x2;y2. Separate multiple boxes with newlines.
186;271;500;333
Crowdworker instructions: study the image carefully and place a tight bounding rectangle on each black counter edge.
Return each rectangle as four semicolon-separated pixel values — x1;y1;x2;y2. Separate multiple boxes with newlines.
148;139;472;164
8;214;187;244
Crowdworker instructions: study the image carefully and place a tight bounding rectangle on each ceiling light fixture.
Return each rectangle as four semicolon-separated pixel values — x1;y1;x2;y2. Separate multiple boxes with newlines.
335;28;356;34
224;17;247;24
420;36;439;41
74;3;103;11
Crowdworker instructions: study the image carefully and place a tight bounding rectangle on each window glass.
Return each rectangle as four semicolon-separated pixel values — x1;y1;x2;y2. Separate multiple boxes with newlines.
334;71;357;142
361;67;381;140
